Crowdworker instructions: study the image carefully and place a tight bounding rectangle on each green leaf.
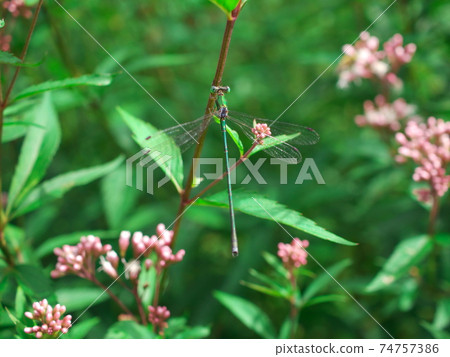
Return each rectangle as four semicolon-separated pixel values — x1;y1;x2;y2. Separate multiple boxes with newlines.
213;115;244;156
13;73;113;101
15;286;26;318
0;51;41;67
436;234;450;247
302;259;351;303
7;93;61;214
249;133;300;157
240;280;286;298
12;156;123;218
36;230;118;258
105;321;158;339
302;294;346;308
422;322;450;339
165;317;210;339
55;287;109;311
14;265;53;298
119;107;183;192
214;290;276;338
279;317;293;339
2;125;27;143
262;252;289;278
101;165;139;230
127;54;196;72
4;307;20;326
198;191;356;245
209;0;241;19
366;235;433;292
433;299;450;330
63;317;100;339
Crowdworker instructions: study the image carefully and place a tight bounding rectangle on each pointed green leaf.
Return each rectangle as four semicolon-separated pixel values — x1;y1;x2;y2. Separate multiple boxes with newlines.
7;93;61;214
209;0;241;18
198;191;356;245
55;287;109;311
366;235;433;292
302;259;351;302
105;321;157;339
0;51;41;67
15;286;26;318
214;290;276;338
119;107;183;192
13;73;113;101
12;156;123;218
249;133;300;157
302;294;346;308
62;317;100;339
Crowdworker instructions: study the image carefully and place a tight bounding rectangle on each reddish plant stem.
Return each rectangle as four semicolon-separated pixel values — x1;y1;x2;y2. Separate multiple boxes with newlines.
132;282;148;325
0;1;43;266
170;5;242;248
1;0;44;109
90;276;133;316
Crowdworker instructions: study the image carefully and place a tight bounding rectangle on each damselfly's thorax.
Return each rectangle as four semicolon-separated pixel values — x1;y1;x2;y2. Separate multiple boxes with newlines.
218;105;228;119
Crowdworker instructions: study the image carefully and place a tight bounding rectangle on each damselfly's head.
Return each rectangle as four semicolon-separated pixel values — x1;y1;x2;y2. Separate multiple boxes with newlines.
211;85;231;95
251;120;272;144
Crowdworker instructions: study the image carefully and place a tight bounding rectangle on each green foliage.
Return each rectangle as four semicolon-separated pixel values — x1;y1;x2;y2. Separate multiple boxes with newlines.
63;317;100;339
12;74;113;102
11;156;123;218
119;107;183;192
55;287;109;311
105;321;158;339
213;115;244;156
199;190;356;245
209;0;242;19
214;290;276;338
164;317;210;339
7;93;60;215
366;235;433;292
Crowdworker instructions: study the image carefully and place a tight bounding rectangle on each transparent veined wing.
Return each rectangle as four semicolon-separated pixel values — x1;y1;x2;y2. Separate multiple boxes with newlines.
227;111;319;161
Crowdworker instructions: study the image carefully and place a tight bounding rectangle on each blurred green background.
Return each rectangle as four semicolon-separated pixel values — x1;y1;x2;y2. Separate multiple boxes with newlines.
2;0;449;338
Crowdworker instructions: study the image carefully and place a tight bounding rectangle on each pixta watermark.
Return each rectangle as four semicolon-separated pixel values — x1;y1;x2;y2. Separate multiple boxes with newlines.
126;149;325;195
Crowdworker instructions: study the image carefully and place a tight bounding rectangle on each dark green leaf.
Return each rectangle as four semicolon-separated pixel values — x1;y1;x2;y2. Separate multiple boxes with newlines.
165;318;210;339
422;322;450;339
302;294;346;308
14;265;53;298
366;235;433;292
119;107;183;192
7;93;61;214
55;287;109;311
198;191;356;245
15;286;26;318
64;317;100;339
214;290;276;338
101;165;139;230
13;73;113;101
105;321;158;339
12;156;123;218
0;51;41;67
302;259;351;302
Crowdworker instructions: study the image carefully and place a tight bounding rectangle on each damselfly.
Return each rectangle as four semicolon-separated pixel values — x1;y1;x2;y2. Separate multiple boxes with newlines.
142;87;319;256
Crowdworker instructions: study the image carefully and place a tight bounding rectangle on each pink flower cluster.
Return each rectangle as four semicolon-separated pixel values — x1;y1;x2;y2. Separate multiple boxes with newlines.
148;305;170;335
252;122;272;144
3;0;32;18
119;225;185;276
51;235;112;279
24;299;72;338
355;95;418;131
277;238;309;271
337;32;415;89
396;117;450;202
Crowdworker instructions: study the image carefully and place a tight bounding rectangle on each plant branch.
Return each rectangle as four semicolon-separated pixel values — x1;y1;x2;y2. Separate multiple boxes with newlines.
288;271;299;338
132;282;148;325
170;6;242;247
90;276;133;316
1;0;44;109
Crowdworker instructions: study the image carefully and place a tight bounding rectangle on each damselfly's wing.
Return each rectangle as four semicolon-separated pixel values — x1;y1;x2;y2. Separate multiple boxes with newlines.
227;111;319;161
143;115;212;156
